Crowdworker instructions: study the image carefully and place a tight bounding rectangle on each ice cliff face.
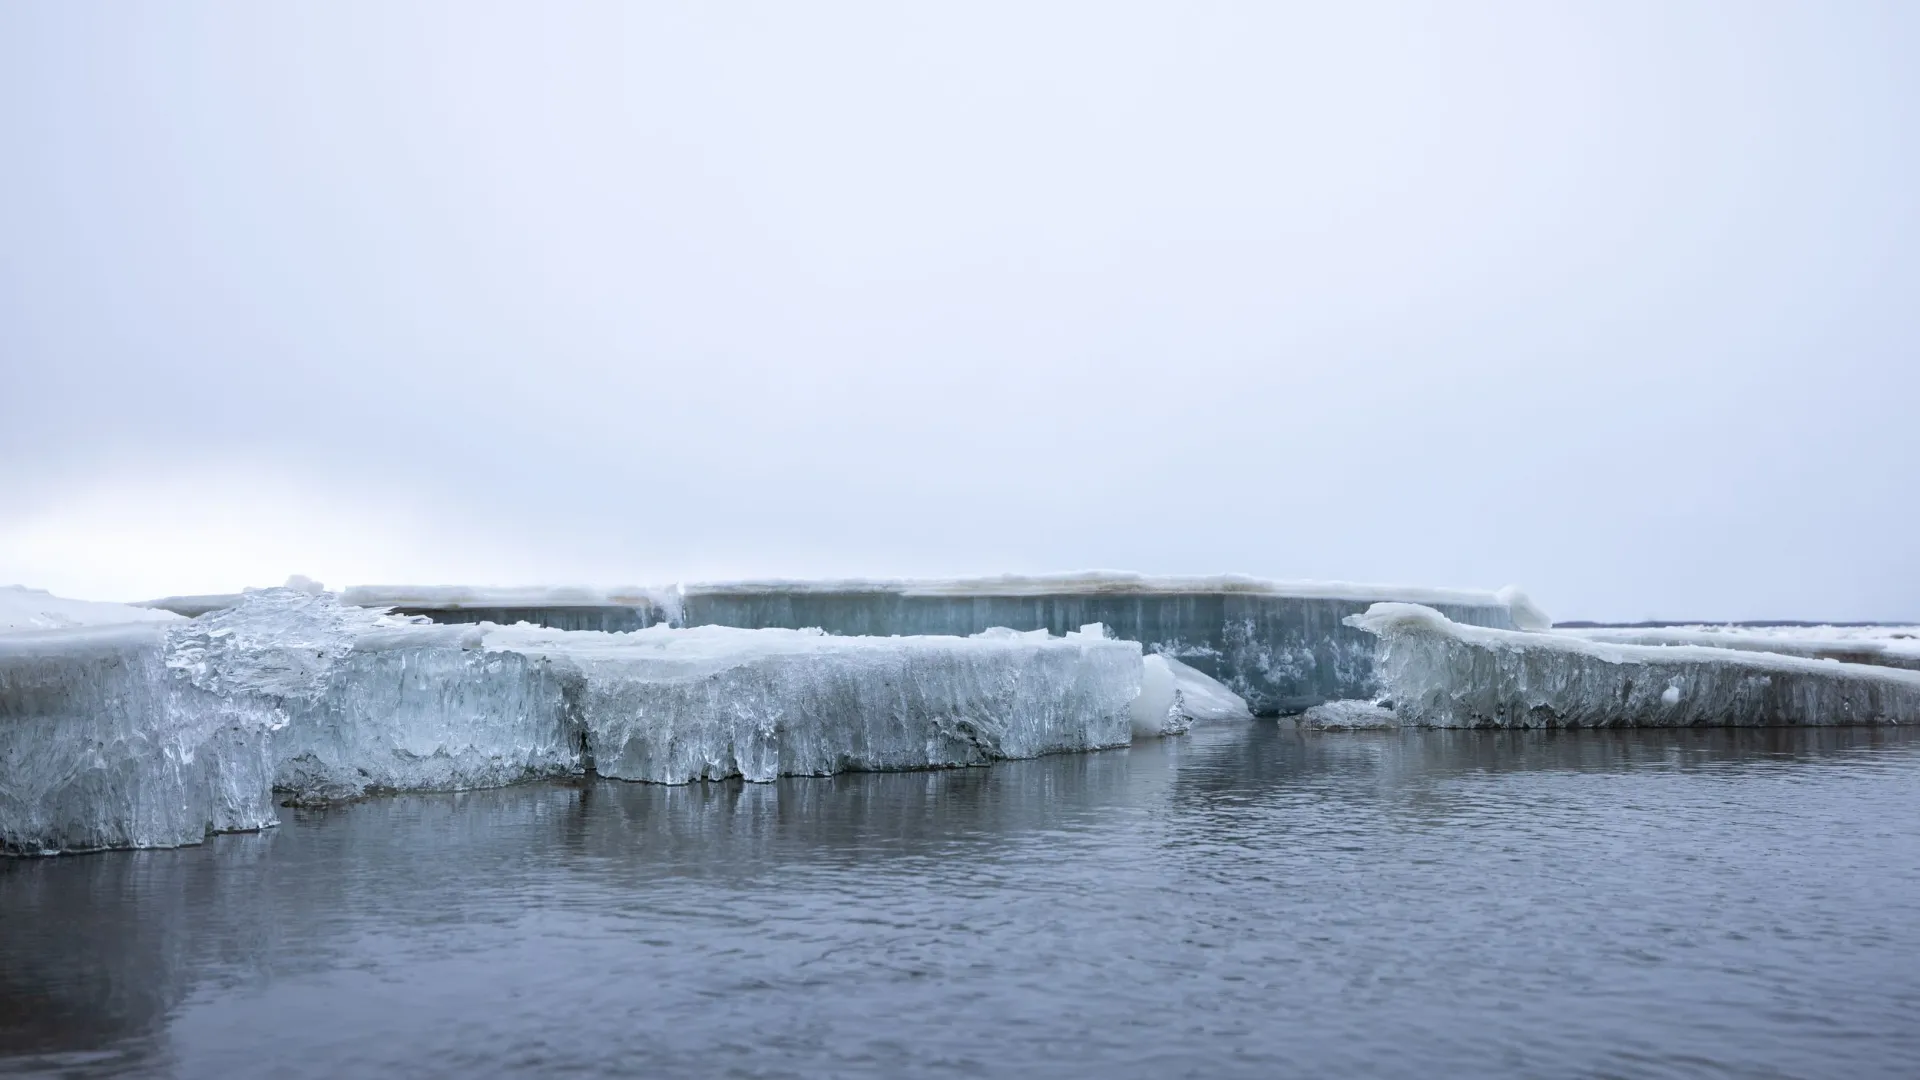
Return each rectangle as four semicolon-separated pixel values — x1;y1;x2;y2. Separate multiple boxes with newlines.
272;642;581;805
1;624;280;855
4;588;1161;850
485;623;1140;784
38;578;1914;856
673;578;1525;715
280;599;1145;794
326;575;1532;714
0;587;583;851
1347;603;1920;729
198;589;583;805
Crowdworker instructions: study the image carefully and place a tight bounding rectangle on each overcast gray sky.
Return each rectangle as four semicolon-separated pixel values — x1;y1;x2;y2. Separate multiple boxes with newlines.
2;2;1915;621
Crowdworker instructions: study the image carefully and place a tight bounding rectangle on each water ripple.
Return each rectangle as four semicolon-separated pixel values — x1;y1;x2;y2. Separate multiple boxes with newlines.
4;726;1920;1078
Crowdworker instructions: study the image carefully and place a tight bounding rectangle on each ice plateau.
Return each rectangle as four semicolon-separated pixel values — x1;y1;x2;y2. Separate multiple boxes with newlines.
1347;603;1920;728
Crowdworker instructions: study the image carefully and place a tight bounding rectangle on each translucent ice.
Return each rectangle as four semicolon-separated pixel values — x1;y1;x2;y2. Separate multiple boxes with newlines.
484;623;1140;784
1;624;278;855
1130;653;1254;737
345;573;1529;714
674;575;1527;715
191;589;583;804
1296;700;1400;730
272;644;581;805
1347;603;1920;728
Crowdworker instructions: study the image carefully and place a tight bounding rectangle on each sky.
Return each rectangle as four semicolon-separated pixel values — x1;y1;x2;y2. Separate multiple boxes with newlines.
2;2;1915;621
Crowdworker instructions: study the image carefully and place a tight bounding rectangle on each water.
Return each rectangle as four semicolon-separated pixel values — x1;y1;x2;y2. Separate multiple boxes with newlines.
5;724;1920;1079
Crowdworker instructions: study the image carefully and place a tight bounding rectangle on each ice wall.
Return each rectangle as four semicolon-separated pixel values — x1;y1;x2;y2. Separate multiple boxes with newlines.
1349;603;1920;728
360;575;1523;714
676;579;1520;715
185;589;583;804
343;585;677;632
0;625;279;855
6;585;1158;848
274;642;581;805
485;623;1140;784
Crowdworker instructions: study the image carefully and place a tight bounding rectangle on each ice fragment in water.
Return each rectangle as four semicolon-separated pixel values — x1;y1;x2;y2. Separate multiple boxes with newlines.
1297;699;1400;730
1130;654;1254;737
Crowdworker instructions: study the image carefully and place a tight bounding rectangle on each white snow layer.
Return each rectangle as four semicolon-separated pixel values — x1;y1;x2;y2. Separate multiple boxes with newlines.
1556;625;1920;671
1347;603;1920;728
133;575;323;619
1495;586;1554;632
1;585;185;633
342;583;682;615
482;621;1140;784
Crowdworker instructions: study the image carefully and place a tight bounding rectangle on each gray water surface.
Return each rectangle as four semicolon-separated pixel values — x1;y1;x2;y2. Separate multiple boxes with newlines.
5;725;1920;1078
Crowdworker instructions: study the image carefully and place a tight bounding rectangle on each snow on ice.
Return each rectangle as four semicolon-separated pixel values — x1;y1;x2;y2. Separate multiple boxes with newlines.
1347;603;1920;728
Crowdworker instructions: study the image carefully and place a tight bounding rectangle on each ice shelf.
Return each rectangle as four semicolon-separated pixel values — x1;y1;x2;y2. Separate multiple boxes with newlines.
7;586;1155;849
340;584;682;633
1348;603;1920;728
2;585;184;633
482;622;1140;784
339;574;1530;714
11;573;1916;855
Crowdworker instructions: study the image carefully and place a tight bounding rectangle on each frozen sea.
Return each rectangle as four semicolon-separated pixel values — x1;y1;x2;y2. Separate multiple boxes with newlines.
5;724;1920;1079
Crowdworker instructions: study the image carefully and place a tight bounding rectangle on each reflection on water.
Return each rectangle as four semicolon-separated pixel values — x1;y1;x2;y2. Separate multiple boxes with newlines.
5;726;1920;1078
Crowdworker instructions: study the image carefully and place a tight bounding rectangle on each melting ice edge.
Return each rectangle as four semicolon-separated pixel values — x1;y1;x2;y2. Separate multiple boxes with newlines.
4;583;1918;855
